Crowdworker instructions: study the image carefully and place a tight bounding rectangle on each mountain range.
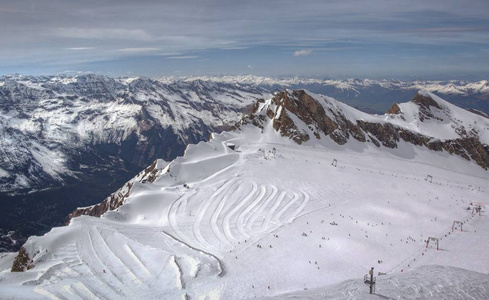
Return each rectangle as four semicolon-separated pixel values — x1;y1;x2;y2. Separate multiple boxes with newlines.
1;74;488;253
1;88;488;299
181;75;489;115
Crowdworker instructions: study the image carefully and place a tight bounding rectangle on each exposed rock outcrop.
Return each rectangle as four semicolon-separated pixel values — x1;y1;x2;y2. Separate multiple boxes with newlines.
386;103;401;115
11;247;33;272
65;159;167;223
411;93;443;122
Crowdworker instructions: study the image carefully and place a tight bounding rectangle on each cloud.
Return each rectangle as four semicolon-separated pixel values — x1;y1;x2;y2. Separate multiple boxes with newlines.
59;70;94;75
117;47;160;53
53;28;153;41
157;52;182;56
166;56;200;60
247;64;253;69
65;47;94;51
315;47;355;51
401;27;489;33
297;38;335;42
221;46;249;50
294;49;313;57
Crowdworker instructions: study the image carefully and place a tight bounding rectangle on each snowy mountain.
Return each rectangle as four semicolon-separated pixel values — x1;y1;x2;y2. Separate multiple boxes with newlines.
183;75;489;95
2;74;487;194
0;74;269;252
182;75;489;115
238;89;489;169
1;90;487;299
66;89;489;223
0;74;268;193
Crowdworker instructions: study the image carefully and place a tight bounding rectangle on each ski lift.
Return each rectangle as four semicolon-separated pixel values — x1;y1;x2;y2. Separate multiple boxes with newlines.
364;267;376;294
452;221;463;232
426;237;439;250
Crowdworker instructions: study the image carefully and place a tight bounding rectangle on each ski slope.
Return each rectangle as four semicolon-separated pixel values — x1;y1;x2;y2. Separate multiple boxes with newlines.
1;97;489;299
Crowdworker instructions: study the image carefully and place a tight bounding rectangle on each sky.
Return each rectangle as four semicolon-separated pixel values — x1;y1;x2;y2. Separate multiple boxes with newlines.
1;0;489;80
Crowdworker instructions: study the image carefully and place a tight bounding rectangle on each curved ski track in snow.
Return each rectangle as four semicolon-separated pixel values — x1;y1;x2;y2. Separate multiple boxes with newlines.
28;219;224;299
168;178;309;254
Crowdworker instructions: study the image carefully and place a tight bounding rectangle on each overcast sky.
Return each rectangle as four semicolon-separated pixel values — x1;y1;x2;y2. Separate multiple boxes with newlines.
1;0;489;79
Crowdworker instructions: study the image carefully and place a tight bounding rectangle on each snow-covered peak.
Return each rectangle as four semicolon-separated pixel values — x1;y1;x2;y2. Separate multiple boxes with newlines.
386;90;489;143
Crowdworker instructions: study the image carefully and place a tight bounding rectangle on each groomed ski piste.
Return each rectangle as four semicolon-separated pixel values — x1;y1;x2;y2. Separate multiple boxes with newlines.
1;91;489;299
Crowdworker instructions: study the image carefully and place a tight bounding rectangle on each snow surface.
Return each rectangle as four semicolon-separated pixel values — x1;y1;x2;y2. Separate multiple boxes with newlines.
0;167;9;178
1;103;488;299
262;265;489;299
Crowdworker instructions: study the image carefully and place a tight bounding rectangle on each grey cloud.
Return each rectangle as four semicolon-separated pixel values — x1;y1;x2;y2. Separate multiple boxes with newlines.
117;48;161;53
399;27;489;33
53;28;154;41
166;56;200;60
294;49;313;56
65;47;95;51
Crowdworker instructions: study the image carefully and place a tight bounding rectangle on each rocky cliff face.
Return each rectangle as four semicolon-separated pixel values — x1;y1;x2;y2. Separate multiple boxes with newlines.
239;90;489;170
